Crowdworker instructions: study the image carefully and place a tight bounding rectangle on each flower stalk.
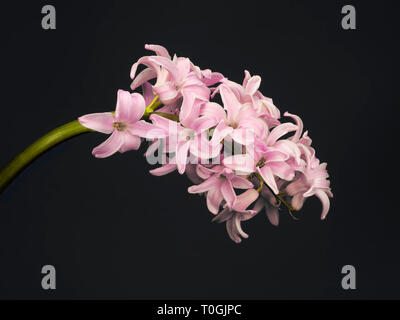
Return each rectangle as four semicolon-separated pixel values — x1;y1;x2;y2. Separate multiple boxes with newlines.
0;120;91;194
0;97;165;194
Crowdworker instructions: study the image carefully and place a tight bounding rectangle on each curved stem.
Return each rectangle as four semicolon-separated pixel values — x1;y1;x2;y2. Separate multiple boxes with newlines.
0;120;91;194
0;97;170;195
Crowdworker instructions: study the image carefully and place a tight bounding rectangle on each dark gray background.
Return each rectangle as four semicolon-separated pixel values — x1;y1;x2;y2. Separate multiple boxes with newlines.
0;0;398;299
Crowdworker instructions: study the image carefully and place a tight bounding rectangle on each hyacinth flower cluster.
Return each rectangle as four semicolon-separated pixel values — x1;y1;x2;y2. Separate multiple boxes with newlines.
77;44;333;243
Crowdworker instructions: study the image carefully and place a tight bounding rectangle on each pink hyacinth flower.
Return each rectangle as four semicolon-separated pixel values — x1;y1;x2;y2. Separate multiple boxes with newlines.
148;92;222;175
213;70;281;127
130;44;210;106
212;189;260;243
223;121;300;194
78;89;165;158
188;165;253;214
285;144;333;219
209;84;268;145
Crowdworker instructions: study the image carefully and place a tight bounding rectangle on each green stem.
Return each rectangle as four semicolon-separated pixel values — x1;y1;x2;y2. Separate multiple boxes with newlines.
144;95;162;116
152;112;179;121
0;120;91;194
0;97;168;195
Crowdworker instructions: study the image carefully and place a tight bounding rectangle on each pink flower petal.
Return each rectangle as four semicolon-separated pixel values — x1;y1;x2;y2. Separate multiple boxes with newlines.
231;128;255;145
219;85;242;124
243;70;251;87
223;154;255;174
212;207;233;223
175;57;191;81
257;166;279;194
234;215;249;239
181;84;211;101
268;161;295;181
176;140;190;174
234;189;259;211
149;163;177;176
188;175;219;194
221;179;236;209
116;90;145;123
286;177;309;196
207;188;224;214
148;56;179;81
78;112;114;134
237;116;268;140
315;189;331;220
265;150;289;162
267;122;298;146
189;133;222;160
196;165;217;180
191;116;219;133
130;56;159;80
142;82;155;106
231;176;253;189
190;61;203;78
144;139;161;157
130;68;157;91
201;71;224;86
299;130;312;146
129;120;167;139
284;111;303;142
265;206;279;226
144;44;171;59
253;198;265;214
260;185;278;205
150;114;177;132
130;61;140;80
153;82;179;105
92;130;123;158
313;179;331;190
291;193;306;210
303;186;316;198
238;210;257;221
273;140;301;164
119;132;141;152
245;75;261;96
226;218;241;243
200;102;226;122
211;121;233;144
179;91;198;128
185;164;203;185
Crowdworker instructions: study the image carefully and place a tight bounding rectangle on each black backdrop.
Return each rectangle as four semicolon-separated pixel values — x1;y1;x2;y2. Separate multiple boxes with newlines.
0;0;398;299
